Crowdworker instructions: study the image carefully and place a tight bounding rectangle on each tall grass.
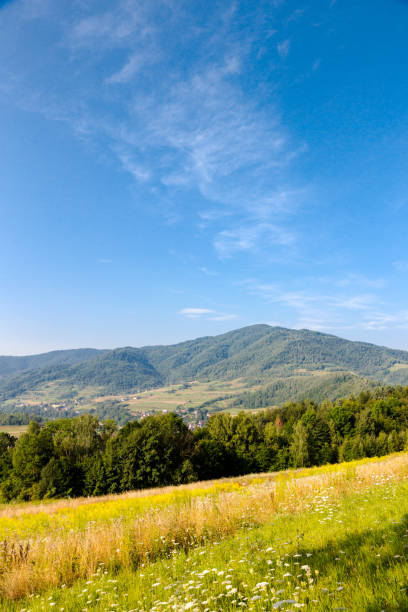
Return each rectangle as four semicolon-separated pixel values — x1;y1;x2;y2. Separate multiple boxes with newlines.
0;453;407;602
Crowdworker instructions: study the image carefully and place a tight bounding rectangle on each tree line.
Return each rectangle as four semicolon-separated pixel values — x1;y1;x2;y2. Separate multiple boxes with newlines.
1;385;408;501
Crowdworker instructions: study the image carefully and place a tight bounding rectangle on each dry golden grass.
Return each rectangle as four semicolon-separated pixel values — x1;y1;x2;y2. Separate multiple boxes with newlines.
0;473;274;520
1;453;407;601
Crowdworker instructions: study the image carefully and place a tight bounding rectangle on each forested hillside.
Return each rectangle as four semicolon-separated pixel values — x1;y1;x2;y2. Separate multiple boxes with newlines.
1;325;408;404
0;348;106;380
1;384;408;501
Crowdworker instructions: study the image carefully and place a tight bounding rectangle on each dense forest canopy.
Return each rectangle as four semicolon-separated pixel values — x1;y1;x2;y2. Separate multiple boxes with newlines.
2;325;408;403
0;349;106;380
1;384;408;501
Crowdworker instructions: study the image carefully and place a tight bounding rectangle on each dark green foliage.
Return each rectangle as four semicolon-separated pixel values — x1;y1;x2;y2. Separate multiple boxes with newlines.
110;413;195;491
10;421;54;499
0;412;39;425
0;349;162;401
0;404;76;424
228;372;374;410
0;432;15;482
38;457;72;499
0;348;106;380
1;384;408;502
89;399;133;425
71;348;163;392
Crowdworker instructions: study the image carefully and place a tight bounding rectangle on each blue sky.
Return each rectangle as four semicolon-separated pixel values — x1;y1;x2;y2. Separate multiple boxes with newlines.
1;0;408;354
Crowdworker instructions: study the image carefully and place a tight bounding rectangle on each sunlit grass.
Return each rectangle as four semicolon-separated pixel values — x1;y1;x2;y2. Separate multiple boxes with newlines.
1;452;408;608
0;480;245;538
0;425;28;437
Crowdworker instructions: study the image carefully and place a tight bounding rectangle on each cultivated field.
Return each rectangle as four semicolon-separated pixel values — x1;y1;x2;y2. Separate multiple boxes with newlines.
1;453;408;610
86;379;251;414
0;425;28;437
2;378;251;415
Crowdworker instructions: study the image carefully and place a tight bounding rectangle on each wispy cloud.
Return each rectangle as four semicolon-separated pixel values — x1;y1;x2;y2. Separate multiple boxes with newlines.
106;53;147;84
200;267;218;276
286;9;305;23
2;0;307;263
136;59;288;195
69;6;149;49
239;275;408;334
179;308;214;318
179;307;237;321
335;273;386;289
277;39;291;57
210;313;238;321
214;222;295;258
114;147;151;181
334;295;377;310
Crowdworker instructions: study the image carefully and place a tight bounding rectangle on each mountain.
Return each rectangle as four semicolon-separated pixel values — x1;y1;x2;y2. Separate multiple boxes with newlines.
0;348;106;380
142;325;408;383
1;325;408;403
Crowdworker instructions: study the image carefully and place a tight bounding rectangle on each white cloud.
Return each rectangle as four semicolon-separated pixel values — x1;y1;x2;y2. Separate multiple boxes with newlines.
200;267;218;276
286;9;305;23
335;273;385;289
69;6;147;49
209;313;238;321
277;39;291;57
240;277;400;334
2;1;307;263
334;295;376;311
179;308;237;321
137;59;288;193
179;308;214;318
114;148;151;182
361;311;408;331
214;223;295;258
106;53;146;84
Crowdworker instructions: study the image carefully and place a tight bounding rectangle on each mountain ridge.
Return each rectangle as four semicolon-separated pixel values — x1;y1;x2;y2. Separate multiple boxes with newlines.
0;348;107;380
1;325;408;405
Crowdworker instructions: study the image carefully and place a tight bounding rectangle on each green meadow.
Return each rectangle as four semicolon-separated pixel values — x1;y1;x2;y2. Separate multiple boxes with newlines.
2;453;408;611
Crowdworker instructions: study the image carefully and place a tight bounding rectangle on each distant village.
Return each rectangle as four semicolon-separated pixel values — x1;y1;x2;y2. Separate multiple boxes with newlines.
7;396;214;429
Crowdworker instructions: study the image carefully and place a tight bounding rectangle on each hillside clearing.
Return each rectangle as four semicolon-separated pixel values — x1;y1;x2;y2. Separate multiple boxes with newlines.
0;425;27;437
1;453;408;609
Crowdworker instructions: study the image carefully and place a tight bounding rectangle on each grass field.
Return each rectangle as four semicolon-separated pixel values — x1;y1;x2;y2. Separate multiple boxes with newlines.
0;424;28;437
3;378;251;414
11;381;104;404
1;453;408;610
90;379;251;414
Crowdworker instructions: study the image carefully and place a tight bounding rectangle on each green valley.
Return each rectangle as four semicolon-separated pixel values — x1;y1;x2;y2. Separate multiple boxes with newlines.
1;325;408;426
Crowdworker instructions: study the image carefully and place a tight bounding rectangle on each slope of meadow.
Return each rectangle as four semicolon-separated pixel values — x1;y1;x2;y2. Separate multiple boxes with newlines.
1;452;408;610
